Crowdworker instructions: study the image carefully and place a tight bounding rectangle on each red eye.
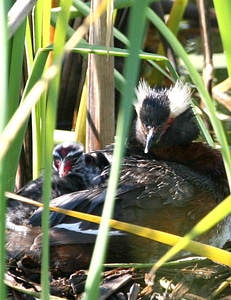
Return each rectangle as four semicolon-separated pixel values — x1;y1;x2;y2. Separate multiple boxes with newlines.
167;117;174;126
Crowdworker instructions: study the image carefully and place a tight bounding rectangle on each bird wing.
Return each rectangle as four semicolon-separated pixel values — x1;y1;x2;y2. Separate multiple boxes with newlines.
30;158;216;231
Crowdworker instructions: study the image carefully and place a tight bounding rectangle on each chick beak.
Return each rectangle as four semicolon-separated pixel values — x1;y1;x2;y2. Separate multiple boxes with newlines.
58;160;70;177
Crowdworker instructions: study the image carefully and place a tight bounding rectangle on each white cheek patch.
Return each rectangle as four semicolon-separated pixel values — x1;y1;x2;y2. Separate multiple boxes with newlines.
54;222;125;236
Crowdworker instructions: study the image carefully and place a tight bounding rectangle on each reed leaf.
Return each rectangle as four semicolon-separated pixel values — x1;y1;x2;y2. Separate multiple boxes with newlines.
83;1;151;299
39;0;72;297
0;2;9;298
213;0;231;79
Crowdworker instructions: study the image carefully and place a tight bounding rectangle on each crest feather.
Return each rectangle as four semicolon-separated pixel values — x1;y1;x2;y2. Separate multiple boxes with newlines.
168;81;191;117
134;80;152;113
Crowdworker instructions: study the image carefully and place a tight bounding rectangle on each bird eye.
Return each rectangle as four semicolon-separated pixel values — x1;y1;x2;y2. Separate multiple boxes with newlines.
73;157;79;164
143;123;151;131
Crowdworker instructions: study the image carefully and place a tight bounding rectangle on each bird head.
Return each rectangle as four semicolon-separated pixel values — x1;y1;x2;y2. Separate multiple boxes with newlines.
53;142;84;177
134;80;195;153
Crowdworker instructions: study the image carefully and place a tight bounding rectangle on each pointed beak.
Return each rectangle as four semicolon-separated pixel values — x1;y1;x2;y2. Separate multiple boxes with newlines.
144;128;155;153
144;128;162;153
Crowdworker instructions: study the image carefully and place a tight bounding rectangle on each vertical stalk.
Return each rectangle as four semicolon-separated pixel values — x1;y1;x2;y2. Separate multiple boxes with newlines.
87;0;114;151
40;1;72;298
83;1;150;299
213;0;231;80
0;2;8;299
7;21;27;190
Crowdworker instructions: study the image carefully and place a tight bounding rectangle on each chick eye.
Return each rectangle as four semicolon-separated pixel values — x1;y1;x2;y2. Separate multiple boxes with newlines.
73;157;79;164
